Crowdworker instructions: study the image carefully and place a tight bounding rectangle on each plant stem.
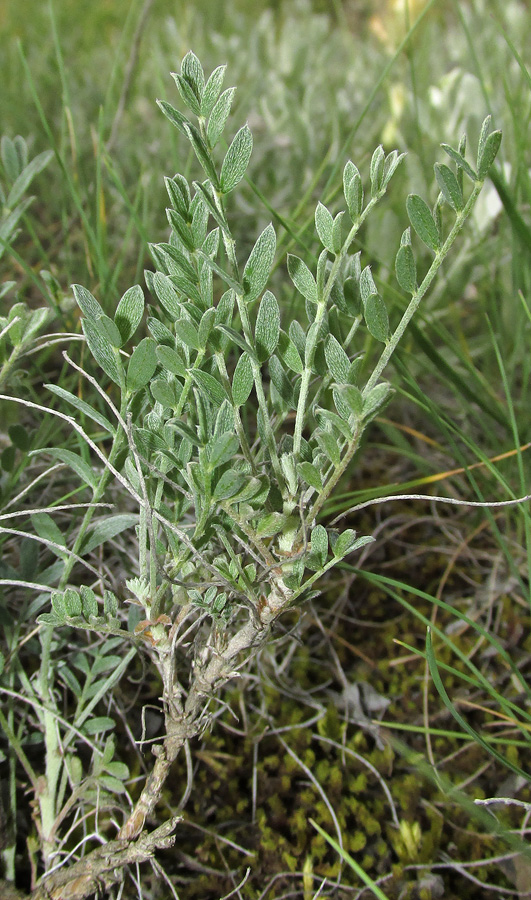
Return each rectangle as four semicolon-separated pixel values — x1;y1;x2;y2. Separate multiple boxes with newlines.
293;197;380;458
364;181;484;396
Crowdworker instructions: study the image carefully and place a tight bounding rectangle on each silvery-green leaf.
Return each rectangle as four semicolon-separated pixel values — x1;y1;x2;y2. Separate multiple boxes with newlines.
197;251;241;294
147;316;174;347
269;355;294;407
63;588;82;617
332;211;344;253
277;330;303;374
406;194;441;252
370;145;385;196
45;384;114;433
73;284;104;320
41;448;97;491
173;72;200;114
477;129;502;179
311;524;328;567
201;64;226;117
115;285;144;345
315;429;340;466
191;369;228;406
165;174;190;217
215;324;256;358
255;290;280;361
287;254;317;304
362;382;391;419
153;272;181;319
315;202;335;253
213;290;235;345
127;338;158;392
316;407;353;440
213;469;246;501
157;242;197;283
232;352;253;406
220;125;253;193
336;383;363;417
37;612;62;626
395;229;417;294
382;150;405;188
181;51;204;100
80;585;98;619
169;419;202;446
82;717;115;735
97;314;122;348
51;591;67;619
364;294;389;343
243;223;276;302
343;160;363;219
191;198;209;248
304;322;323;366
183;121;218;185
333;386;355;422
208;432;240;470
104;591;118;617
333;530;374;558
156;344;187;378
477;116;491;167
82;514;138;555
167;207;195;252
193;180;229;234
104;760;130;781
197;307;216;347
434;163;464;211
325;334;350;383
289;320;306;360
280;453;298;495
82;319;122;385
297;461;323;491
175;318;200;350
343;277;361;316
332;529;357;558
156;99;190;136
214;400;234;437
316;248;328;297
440;143;477;181
151;378;181;408
133;427;166;455
255;512;286;538
207;87;236;148
359;266;377;304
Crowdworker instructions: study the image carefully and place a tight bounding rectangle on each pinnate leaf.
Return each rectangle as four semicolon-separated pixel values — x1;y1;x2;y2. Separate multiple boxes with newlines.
395;228;417;294
315;202;335;253
477;130;502;179
115;285;144;345
255;290;280;361
207;88;236;148
82;319;122;385
434;163;464;211
220;125;253;193
201;64;226;117
232;352;253;406
287;254;318;303
243;223;276;302
406;194;441;252
127;338;158;392
73;284;104;320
